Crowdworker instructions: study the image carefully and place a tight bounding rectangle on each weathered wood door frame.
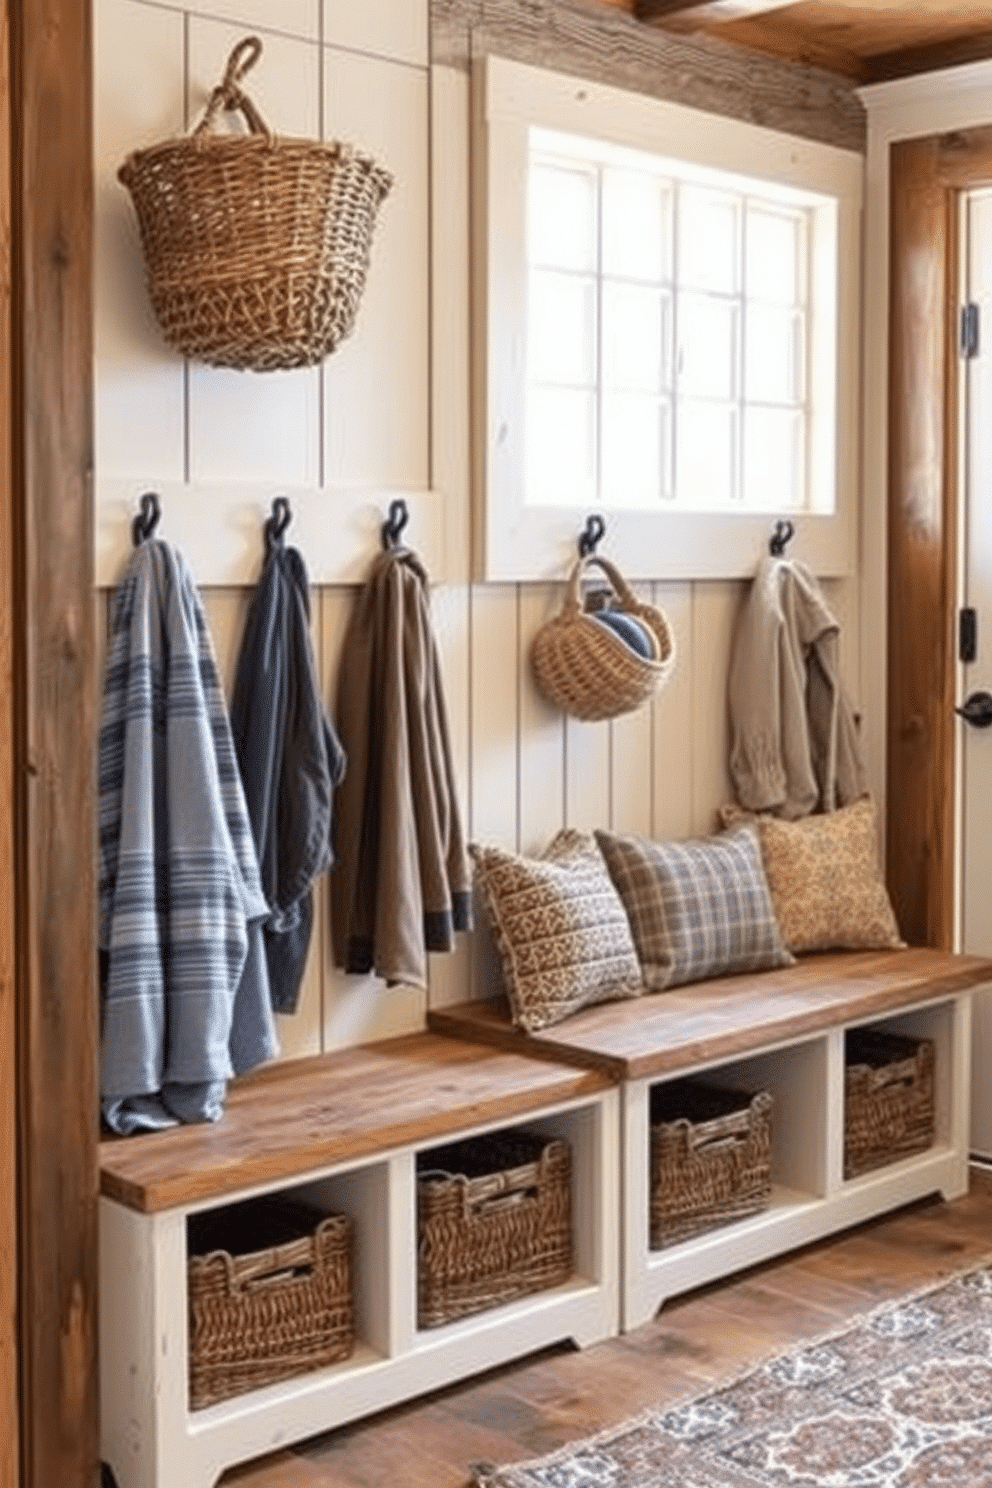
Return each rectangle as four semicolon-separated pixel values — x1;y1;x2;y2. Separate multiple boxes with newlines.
1;9;15;1486
9;2;98;1486
886;127;992;951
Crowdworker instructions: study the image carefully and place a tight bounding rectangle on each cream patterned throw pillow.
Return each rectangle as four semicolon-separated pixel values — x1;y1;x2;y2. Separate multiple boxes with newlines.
755;795;904;953
470;830;643;1032
595;824;794;991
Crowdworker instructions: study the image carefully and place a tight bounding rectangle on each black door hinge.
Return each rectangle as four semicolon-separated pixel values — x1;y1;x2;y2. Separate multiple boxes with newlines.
962;302;980;359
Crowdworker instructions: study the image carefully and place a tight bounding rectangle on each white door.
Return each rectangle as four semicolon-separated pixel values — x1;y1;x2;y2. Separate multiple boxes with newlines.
960;188;992;1159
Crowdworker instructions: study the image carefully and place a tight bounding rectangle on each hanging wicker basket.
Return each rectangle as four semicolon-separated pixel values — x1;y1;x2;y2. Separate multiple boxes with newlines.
531;554;676;721
118;35;393;372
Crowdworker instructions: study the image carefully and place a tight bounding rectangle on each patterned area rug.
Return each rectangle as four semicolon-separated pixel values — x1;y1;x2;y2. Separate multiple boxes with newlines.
472;1262;992;1486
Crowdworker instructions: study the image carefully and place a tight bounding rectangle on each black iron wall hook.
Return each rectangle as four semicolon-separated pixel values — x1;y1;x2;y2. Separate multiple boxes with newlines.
382;497;409;550
131;491;162;546
264;496;292;551
769;519;795;557
578;513;606;558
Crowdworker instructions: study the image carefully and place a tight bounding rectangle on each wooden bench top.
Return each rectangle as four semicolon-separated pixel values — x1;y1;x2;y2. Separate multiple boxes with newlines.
427;948;992;1083
99;1031;612;1215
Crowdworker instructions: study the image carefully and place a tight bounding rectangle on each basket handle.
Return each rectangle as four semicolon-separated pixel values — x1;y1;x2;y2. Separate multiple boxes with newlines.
193;35;273;144
465;1164;539;1217
564;554;640;618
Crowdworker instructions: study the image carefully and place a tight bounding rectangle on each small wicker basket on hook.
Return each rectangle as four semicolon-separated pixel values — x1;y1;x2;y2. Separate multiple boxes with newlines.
531;555;676;722
118;36;393;372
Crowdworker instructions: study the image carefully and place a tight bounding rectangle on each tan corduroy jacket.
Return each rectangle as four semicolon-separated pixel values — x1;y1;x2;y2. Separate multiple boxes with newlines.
331;547;472;988
728;556;866;819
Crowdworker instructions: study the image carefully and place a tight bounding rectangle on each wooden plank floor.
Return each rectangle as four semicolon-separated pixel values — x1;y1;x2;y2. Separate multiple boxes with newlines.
221;1168;992;1488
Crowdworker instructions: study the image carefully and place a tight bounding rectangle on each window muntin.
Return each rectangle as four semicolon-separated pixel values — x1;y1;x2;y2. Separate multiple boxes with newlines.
524;128;822;518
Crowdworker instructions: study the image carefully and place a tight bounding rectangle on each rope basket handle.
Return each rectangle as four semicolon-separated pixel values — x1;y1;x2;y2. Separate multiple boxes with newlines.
192;35;273;145
563;554;641;618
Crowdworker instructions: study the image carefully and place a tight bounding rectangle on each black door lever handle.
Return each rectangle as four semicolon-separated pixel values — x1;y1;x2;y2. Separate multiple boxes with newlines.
956;690;992;728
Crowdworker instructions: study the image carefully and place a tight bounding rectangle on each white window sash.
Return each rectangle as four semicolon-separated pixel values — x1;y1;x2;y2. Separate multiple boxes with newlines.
474;54;863;582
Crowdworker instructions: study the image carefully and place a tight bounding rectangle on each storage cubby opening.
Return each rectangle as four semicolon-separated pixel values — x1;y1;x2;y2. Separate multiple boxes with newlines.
846;1002;954;1152
290;1163;391;1361
415;1122;574;1331
184;1189;354;1411
649;1037;830;1213
842;1006;950;1181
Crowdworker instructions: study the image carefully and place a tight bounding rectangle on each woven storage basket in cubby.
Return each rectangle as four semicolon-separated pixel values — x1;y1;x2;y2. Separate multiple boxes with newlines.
531;555;676;722
187;1196;353;1409
649;1081;773;1249
417;1130;572;1329
844;1029;935;1179
118;35;393;372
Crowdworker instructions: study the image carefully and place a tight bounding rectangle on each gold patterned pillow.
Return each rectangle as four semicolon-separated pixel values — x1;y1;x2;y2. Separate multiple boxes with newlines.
754;796;904;953
470;830;643;1032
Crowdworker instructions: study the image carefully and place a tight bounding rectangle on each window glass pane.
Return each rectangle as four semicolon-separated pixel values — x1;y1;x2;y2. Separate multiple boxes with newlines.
678;185;740;293
529;161;597;272
602;283;670;394
521;128;827;530
527;387;596;506
743;408;804;510
746;206;804;306
602;169;672;282
601;393;668;507
528;269;597;385
676;403;736;507
678;294;738;401
745;306;804;404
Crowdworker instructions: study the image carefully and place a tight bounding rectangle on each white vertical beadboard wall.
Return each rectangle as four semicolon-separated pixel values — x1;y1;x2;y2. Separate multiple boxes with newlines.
93;0;866;1057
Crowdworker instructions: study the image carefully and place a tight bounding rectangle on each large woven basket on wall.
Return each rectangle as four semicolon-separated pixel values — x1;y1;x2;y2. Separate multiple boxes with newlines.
531;554;676;722
118;36;393;372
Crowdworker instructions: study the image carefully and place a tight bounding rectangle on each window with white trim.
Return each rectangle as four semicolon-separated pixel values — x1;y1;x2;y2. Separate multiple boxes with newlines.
475;58;863;582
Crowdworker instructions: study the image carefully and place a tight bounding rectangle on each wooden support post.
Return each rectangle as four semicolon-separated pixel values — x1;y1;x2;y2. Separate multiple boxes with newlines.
11;2;98;1485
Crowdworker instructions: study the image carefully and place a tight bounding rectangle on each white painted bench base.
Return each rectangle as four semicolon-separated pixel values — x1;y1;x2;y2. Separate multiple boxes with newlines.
101;954;986;1488
99;1089;619;1488
621;993;973;1330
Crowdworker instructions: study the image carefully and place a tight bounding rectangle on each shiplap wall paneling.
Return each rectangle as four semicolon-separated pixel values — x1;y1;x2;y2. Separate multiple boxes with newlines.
95;0;435;589
94;0;185;483
565;713;612;836
650;582;694;842
824;577;862;711
609;582;661;841
186;21;322;491
324;0;429;66
690;582;742;835
322;47;430;491
518;586;567;854
181;0;319;37
470;585;521;849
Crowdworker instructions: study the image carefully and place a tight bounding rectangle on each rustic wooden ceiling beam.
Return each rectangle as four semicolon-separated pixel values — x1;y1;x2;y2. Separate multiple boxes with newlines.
635;0;793;22
863;28;992;84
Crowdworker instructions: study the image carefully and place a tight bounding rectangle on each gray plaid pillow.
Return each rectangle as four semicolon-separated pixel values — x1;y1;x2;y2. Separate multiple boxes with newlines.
595;825;794;990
